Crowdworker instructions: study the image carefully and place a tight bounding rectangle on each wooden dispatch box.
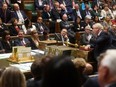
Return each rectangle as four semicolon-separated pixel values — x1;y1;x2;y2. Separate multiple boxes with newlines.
8;46;34;63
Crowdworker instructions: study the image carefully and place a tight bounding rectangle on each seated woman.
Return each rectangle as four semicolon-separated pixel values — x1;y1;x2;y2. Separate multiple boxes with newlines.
73;16;85;32
22;20;36;35
29;30;40;49
0;66;26;87
9;18;22;36
1;30;15;53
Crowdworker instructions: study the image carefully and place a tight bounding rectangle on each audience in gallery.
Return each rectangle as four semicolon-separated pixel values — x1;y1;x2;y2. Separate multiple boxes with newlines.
0;66;26;87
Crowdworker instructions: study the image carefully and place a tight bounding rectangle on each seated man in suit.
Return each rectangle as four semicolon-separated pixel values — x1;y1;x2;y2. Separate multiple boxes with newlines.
14;30;30;47
60;14;73;30
12;3;28;24
34;0;47;10
35;17;49;34
55;28;69;46
0;3;12;23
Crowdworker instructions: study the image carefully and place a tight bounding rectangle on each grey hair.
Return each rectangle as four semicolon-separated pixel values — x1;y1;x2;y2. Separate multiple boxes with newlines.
93;23;104;30
101;49;116;75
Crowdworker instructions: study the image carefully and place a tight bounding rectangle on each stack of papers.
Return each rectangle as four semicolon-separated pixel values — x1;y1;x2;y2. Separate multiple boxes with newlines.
10;62;32;72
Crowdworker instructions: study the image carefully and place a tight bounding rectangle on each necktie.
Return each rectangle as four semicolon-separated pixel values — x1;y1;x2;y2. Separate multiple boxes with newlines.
21;40;25;46
49;0;53;9
15;26;20;32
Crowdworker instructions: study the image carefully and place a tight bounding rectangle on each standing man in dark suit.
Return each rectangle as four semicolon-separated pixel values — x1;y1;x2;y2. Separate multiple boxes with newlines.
14;30;30;47
98;49;116;87
85;23;112;60
0;3;12;23
12;3;28;24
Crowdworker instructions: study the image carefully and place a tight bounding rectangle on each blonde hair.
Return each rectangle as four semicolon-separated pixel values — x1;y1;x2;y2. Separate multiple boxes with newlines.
0;67;26;87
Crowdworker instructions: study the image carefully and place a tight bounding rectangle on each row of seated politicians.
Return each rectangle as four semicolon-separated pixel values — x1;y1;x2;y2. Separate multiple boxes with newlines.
0;11;115;37
0;0;115;22
0;2;115;34
0;0;115;27
0;22;116;54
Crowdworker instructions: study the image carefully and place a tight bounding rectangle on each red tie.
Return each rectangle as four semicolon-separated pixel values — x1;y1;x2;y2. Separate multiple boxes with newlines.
15;26;20;32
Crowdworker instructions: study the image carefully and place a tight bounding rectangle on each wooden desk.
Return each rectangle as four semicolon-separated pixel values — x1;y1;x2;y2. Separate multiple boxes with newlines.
39;40;57;50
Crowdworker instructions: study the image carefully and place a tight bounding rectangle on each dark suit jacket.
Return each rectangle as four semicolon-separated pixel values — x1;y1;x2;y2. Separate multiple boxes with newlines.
109;29;116;48
80;33;96;45
42;11;52;20
0;24;8;37
27;78;41;87
0;41;4;53
55;33;67;42
9;25;22;36
12;10;28;21
14;38;30;47
1;40;15;53
35;23;49;34
51;8;61;21
34;0;47;10
73;22;85;32
0;8;12;23
73;9;83;20
0;0;3;8
60;20;72;30
28;37;38;50
82;10;94;19
109;83;116;87
90;31;112;59
84;76;100;87
57;0;72;7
